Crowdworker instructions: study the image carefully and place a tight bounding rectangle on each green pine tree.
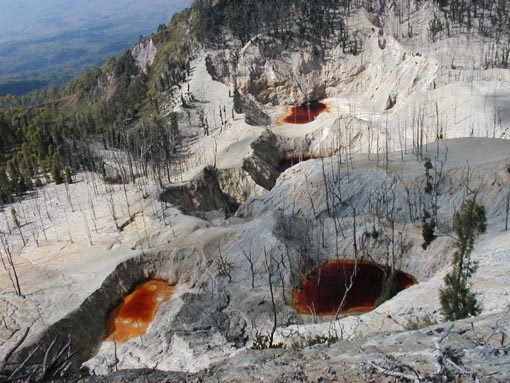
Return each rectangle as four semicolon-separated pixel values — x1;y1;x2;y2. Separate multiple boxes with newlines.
440;198;486;321
233;81;242;114
0;166;10;203
422;159;437;249
65;167;73;184
422;209;437;249
51;154;63;185
51;163;63;185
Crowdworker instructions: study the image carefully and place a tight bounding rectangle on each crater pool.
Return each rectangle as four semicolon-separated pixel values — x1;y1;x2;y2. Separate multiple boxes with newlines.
293;259;416;315
106;280;175;343
283;101;328;124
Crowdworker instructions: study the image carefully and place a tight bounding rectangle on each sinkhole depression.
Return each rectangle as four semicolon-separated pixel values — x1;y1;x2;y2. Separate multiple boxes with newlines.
106;280;175;343
293;260;416;315
283;101;328;124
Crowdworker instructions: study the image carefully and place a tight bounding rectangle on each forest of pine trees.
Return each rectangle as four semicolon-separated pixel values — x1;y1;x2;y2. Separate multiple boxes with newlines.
0;9;192;203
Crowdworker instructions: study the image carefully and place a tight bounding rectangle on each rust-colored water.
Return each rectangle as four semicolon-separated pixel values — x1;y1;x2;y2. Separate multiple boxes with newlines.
278;155;317;173
293;260;416;315
283;101;327;124
106;280;175;343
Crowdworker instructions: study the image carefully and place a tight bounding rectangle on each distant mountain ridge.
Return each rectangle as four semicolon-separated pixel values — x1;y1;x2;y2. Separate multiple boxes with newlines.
0;0;192;95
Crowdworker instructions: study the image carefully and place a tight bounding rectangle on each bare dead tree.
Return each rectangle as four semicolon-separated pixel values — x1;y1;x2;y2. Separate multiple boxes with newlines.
1;330;75;382
263;246;278;347
137;195;150;249
385;116;390;172
0;328;30;377
0;233;22;296
505;164;510;231
10;208;26;247
216;242;233;283
87;193;98;234
106;186;119;230
239;241;256;288
34;198;47;243
271;249;288;305
333;256;359;321
112;338;119;372
63;210;73;244
64;183;74;212
83;212;93;246
505;189;509;231
320;157;333;218
30;223;39;248
122;181;132;218
42;190;52;222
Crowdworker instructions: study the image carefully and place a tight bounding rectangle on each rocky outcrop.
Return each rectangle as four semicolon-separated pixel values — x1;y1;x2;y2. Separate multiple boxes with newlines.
205;53;232;83
85;38;156;103
217;167;266;205
205;52;270;126
160;166;239;218
236;36;327;105
88;71;119;103
205;37;328;106
238;93;271;126
131;39;157;73
242;129;284;190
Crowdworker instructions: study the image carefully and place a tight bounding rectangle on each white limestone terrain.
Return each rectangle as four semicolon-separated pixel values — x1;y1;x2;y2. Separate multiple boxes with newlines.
1;2;510;382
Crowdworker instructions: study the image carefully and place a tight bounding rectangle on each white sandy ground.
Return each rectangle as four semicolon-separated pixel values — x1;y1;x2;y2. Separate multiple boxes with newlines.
3;137;508;374
2;3;510;375
80;136;510;374
0;172;208;351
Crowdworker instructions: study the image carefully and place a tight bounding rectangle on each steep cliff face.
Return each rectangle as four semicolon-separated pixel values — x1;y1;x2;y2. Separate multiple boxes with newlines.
236;37;328;105
160;166;239;217
88;71;120;102
206;37;329;105
209;24;434;113
131;39;158;73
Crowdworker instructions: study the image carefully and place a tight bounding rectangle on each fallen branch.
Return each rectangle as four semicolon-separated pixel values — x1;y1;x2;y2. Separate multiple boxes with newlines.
364;357;422;382
433;324;453;375
357;341;422;382
0;328;29;374
8;344;41;380
2;333;75;382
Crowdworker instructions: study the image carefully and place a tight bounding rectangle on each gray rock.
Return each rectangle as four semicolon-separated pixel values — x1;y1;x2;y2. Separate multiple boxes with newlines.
242;129;283;190
160;166;239;217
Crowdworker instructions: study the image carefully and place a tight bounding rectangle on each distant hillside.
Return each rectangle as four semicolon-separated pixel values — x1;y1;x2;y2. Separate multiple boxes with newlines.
0;0;192;96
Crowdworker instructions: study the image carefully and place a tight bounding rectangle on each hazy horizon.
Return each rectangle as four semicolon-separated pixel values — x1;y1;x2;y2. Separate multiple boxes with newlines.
0;0;191;43
0;0;192;94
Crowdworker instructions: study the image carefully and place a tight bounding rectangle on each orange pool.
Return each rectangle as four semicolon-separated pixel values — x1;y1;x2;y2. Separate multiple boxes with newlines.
283;101;328;124
293;259;416;316
106;280;175;343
